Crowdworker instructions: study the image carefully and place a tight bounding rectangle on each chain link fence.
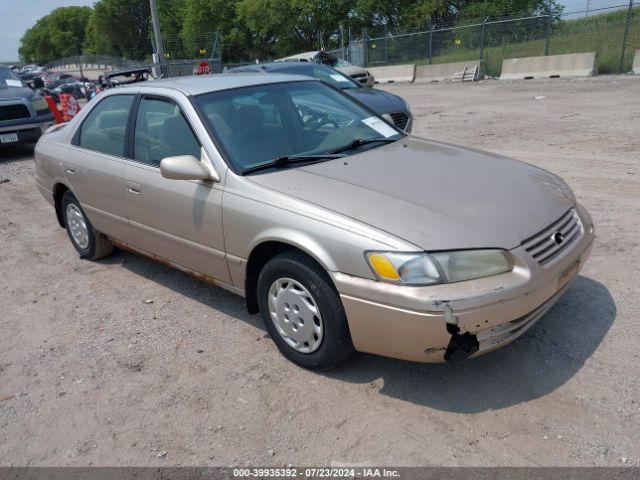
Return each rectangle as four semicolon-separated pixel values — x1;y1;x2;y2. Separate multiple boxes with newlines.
46;55;146;72
350;1;638;77
152;32;223;77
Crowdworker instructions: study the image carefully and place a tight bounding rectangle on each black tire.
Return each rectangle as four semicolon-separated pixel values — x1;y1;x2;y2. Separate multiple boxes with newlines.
61;191;113;260
257;251;355;370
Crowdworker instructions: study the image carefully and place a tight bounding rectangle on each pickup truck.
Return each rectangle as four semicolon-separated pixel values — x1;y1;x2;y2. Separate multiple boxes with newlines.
1;66;55;146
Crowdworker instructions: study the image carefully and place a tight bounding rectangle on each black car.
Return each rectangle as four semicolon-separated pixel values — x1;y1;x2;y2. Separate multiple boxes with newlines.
0;67;55;146
228;62;412;131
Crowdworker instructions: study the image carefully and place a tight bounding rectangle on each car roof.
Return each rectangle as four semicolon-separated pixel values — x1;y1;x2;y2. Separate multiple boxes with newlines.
118;72;312;96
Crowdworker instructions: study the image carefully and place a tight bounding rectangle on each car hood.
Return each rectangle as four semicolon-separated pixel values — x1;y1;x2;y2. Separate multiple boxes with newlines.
0;86;35;101
336;66;368;76
344;87;405;113
247;137;575;251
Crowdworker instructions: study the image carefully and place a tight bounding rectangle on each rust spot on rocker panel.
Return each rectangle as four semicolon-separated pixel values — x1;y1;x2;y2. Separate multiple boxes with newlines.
108;237;223;288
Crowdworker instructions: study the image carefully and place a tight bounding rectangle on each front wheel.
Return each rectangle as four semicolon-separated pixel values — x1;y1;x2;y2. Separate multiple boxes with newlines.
61;191;113;260
257;251;354;370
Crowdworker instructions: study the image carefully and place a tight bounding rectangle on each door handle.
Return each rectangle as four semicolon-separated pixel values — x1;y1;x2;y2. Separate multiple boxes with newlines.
63;163;77;175
65;168;77;175
125;181;141;195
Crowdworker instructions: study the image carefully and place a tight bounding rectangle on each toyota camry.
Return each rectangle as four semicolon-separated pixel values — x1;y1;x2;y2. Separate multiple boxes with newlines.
34;74;594;370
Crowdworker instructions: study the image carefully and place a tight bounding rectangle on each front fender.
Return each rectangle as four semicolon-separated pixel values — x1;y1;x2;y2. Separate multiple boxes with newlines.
222;173;419;289
247;227;339;272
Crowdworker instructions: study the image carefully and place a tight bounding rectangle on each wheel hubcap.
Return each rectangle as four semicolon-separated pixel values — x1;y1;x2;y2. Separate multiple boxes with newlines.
66;203;89;249
268;278;323;353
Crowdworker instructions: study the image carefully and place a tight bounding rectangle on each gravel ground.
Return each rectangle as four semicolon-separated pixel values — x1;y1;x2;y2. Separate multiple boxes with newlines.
0;75;638;467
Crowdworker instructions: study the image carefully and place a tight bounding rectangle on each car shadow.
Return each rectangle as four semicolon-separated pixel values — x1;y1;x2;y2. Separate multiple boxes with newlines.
99;248;264;331
326;275;615;412
101;249;614;412
0;143;35;163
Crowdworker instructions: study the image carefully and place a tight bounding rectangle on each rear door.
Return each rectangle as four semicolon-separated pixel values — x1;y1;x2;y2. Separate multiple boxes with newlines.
122;94;229;283
67;93;134;241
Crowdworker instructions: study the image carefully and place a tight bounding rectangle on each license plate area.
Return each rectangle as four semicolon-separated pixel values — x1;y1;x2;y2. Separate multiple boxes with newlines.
0;133;19;144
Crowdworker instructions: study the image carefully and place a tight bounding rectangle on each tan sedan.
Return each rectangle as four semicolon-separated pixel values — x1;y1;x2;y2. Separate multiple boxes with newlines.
34;74;594;370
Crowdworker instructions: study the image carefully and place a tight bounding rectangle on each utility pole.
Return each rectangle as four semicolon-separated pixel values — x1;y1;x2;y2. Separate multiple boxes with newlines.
149;0;166;75
619;0;635;73
75;43;84;81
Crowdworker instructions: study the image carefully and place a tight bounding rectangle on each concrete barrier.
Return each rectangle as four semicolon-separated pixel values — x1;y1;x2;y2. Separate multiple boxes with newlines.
500;52;597;80
369;64;415;83
633;50;640;75
414;60;483;82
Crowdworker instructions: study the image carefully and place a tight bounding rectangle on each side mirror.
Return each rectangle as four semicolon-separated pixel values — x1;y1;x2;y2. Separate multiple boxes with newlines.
160;155;213;181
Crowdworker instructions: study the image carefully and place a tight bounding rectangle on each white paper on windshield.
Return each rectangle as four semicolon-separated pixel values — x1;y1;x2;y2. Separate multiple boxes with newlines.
330;74;349;82
5;79;22;87
362;116;397;138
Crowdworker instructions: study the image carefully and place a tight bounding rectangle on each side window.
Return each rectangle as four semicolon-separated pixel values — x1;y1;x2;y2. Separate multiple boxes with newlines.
134;98;201;166
76;95;134;157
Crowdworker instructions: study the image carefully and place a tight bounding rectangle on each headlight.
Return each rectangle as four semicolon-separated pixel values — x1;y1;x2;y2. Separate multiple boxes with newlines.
367;252;442;285
366;249;512;285
430;250;512;283
31;97;48;111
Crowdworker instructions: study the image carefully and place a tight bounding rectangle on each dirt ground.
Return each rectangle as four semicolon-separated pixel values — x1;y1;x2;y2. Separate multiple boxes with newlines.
1;76;639;467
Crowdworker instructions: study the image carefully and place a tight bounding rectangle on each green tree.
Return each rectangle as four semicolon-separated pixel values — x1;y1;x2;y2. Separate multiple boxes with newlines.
237;0;354;59
180;0;245;60
351;0;560;34
19;6;92;64
84;0;152;60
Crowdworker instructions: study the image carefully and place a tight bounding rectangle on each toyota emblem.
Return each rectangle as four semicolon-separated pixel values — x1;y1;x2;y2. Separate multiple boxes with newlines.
553;231;564;244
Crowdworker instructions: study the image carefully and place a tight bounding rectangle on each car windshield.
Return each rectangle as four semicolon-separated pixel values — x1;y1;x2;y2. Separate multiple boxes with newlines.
331;59;354;68
0;67;23;88
275;65;360;90
194;80;403;174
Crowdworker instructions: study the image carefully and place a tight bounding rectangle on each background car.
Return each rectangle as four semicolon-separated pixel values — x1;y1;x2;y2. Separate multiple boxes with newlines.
0;66;54;146
278;51;374;87
228;62;412;131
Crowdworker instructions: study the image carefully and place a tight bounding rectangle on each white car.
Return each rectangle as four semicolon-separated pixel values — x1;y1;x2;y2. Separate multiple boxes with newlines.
278;51;374;87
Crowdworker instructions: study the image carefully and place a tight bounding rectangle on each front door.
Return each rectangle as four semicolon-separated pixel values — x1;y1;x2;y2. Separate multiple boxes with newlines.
123;95;229;283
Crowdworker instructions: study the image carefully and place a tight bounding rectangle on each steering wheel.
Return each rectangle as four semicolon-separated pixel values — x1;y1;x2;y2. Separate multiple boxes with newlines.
308;114;339;134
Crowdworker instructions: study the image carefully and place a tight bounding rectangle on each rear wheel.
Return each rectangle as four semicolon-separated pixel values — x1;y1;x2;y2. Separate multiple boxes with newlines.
61;191;113;260
257;251;354;370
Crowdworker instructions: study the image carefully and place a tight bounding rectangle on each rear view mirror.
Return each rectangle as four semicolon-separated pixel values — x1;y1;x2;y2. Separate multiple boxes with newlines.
160;155;213;181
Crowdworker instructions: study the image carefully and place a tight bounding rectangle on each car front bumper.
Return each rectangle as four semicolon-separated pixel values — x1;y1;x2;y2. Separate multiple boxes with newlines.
330;203;595;363
0;112;55;145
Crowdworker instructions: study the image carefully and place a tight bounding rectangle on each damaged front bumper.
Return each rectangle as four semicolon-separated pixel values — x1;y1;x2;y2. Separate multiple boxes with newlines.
331;204;595;363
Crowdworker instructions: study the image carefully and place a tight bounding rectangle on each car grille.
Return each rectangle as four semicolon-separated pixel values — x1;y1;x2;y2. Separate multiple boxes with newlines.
522;208;582;265
350;73;368;84
0;104;31;121
389;112;409;129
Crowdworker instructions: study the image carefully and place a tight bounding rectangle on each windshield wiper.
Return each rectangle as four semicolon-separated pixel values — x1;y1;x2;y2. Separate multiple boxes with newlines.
243;153;345;175
329;138;398;154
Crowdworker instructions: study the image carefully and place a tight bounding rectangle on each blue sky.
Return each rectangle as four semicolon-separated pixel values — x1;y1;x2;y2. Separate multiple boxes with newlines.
0;0;626;62
0;0;95;61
